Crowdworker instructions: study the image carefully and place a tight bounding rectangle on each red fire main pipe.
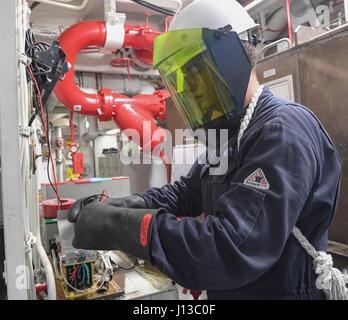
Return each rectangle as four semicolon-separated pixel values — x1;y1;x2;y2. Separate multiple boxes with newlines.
55;21;106;115
54;20;169;151
124;23;161;66
285;0;294;47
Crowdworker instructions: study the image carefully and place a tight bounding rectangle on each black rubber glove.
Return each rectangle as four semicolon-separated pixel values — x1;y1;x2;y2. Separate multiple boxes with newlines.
68;194;103;223
104;194;146;209
68;194;146;225
67;194;162;262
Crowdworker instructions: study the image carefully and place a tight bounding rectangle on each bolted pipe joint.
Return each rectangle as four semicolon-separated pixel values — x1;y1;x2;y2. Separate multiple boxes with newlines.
98;88;116;121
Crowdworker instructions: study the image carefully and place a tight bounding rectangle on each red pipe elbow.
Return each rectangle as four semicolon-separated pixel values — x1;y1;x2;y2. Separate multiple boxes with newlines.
53;20;168;151
54;21;107;115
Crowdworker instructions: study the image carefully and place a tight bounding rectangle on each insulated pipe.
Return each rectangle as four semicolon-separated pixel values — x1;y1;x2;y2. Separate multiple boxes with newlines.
285;0;294;47
54;20;168;151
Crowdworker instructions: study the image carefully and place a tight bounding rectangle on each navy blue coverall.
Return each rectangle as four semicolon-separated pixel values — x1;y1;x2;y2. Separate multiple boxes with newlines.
142;87;342;300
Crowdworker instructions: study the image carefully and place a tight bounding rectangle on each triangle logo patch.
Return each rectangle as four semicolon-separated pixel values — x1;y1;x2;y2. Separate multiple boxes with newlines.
244;168;270;190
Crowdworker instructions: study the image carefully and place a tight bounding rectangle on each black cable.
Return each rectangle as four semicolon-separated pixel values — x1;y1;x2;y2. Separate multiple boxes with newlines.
118;264;136;271
30;2;40;10
118;255;137;271
104;251;137;271
29;63;59;200
25;30;52;77
26;42;53;76
26;42;50;54
28;64;61;202
25;29;63;204
28;111;40;127
27;72;44;127
130;0;175;16
28;114;36;127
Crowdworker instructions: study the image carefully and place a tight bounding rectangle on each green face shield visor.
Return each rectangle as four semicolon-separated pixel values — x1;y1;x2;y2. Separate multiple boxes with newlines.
154;27;253;131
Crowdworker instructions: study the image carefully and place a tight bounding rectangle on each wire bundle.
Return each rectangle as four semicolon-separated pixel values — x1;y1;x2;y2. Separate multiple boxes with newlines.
26;31;52;77
67;263;92;291
25;29;62;206
59;252;113;295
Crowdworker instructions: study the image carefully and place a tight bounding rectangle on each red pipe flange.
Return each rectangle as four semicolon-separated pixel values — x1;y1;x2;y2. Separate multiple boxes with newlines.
98;88;115;121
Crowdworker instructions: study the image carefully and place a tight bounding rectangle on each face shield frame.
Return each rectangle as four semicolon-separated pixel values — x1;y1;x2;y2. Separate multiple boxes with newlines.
154;26;253;131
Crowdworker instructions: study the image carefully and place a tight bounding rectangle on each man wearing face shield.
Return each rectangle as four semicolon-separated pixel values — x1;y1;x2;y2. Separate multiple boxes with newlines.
68;0;342;300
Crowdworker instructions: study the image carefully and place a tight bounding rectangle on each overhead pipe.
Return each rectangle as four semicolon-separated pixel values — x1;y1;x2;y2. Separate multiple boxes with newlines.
54;20;169;151
285;0;294;47
31;0;89;11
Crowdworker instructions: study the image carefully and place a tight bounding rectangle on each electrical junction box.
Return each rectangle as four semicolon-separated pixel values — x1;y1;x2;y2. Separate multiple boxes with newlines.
42;176;131;200
61;250;98;267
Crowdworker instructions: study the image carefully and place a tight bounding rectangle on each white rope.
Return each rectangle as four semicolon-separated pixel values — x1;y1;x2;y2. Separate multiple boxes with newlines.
24;232;38;254
237;85;348;300
292;227;348;300
237;85;264;151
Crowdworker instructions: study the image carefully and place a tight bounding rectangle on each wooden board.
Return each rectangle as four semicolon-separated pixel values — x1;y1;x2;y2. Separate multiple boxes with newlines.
55;272;125;300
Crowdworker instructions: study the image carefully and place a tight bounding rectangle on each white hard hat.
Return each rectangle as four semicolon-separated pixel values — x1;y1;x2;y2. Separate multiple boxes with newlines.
169;0;258;41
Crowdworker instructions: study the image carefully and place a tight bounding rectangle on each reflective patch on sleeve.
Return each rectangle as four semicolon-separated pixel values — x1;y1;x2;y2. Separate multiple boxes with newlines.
244;168;270;190
140;213;153;247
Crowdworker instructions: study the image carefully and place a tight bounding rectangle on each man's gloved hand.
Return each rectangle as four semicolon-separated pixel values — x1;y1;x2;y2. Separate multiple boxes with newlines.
104;194;146;209
67;194;162;262
68;194;103;223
